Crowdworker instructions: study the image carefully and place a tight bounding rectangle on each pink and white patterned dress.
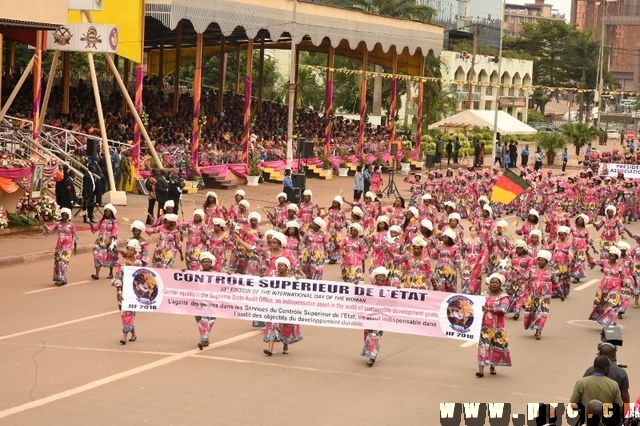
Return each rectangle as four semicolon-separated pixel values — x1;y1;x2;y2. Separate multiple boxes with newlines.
179;221;209;271
43;221;78;284
91;218;119;268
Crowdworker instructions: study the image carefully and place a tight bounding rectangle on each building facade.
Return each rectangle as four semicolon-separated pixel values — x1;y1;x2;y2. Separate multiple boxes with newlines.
439;50;534;122
570;0;640;91
503;0;566;36
418;0;503;50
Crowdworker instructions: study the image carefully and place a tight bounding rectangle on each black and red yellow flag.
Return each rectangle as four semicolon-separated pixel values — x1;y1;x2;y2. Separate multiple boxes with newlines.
490;168;531;204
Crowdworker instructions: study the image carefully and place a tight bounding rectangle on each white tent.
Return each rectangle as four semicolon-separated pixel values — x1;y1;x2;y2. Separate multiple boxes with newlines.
428;110;538;135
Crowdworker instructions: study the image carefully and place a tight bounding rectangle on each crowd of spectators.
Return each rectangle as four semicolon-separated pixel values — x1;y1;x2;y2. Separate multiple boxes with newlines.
4;73;399;169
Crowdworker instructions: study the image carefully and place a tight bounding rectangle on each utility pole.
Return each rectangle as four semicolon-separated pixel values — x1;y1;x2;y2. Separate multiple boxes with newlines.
286;0;298;169
492;0;505;160
467;23;479;109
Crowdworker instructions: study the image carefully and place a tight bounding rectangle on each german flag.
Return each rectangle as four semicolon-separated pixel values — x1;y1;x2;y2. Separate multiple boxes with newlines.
491;168;531;204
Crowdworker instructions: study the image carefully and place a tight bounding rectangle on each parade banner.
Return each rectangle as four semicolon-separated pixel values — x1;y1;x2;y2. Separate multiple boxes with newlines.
122;267;485;342
599;162;640;179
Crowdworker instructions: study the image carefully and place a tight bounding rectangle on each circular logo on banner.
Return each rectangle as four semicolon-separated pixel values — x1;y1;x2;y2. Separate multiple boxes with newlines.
442;295;475;334
109;27;118;51
131;268;162;305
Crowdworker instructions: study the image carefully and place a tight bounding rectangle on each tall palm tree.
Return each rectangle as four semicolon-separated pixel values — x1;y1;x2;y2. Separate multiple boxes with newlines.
560;122;601;155
565;30;600;123
320;0;436;117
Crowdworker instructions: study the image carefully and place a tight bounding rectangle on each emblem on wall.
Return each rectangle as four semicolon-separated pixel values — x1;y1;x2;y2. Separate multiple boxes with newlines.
52;27;73;46
81;26;102;49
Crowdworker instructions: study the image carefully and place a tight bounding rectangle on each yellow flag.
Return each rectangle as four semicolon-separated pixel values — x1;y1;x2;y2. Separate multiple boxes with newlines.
69;0;143;63
122;217;130;223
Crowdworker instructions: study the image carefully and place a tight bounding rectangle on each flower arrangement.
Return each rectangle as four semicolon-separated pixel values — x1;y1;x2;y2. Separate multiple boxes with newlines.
248;157;262;176
0;206;8;230
0;155;34;169
16;193;60;222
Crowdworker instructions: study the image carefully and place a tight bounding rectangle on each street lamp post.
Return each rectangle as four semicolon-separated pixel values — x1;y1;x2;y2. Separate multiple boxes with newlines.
596;0;616;129
286;0;298;170
492;0;505;164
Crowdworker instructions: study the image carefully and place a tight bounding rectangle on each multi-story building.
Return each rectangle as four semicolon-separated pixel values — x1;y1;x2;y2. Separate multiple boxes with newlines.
503;0;566;36
438;50;534;122
570;0;639;91
418;0;503;50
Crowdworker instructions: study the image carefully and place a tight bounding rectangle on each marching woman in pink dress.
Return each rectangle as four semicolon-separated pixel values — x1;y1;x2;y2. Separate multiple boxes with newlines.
401;206;421;248
507;240;533;320
43;207;78;286
368;216;390;274
515;209;543;244
396;236;432;289
90;203;119;280
486;220;512;275
228;198;250;226
546;226;574;298
362;266;391;367
570;214;597;283
128;221;150;266
528;230;544;260
594;205;625;260
461;225;486;295
203;191;226;227
587;246;628;326
179;209;209;271
267;192;290;232
263;257;303;356
616;241;634;319
370;165;383;196
324;196;347;264
226;189;246;223
344;191;380;233
284;220;302;260
625;228;640;308
234;212;265;275
300;217;329;280
208;218;232;272
338;223;368;283
258;232;300;277
385;225;404;288
523;250;565;340
431;228;463;293
474;204;495;240
195;251;220;350
476;273;512;378
112;239;142;345
147;214;184;269
417;193;437;221
298;190;319;233
385;197;406;226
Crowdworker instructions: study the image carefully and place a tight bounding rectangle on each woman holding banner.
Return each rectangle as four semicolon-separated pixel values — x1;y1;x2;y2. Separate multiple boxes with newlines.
476;273;511;378
112;239;142;345
196;252;218;350
431;229;463;293
362;267;391;367
263;257;303;356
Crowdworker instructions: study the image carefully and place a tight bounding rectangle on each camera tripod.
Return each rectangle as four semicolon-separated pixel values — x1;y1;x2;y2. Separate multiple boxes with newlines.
382;168;401;199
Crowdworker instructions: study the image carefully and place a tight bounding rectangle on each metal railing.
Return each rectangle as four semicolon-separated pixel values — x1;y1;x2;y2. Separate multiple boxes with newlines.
0;122;86;194
2;115;129;154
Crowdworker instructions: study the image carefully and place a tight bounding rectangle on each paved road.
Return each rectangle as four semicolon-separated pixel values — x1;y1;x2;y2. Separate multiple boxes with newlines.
1;213;638;424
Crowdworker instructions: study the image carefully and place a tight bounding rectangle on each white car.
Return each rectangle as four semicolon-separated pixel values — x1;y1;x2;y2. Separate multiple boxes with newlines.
607;130;619;139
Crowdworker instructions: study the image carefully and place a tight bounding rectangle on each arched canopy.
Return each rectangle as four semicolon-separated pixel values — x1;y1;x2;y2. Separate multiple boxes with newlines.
145;0;443;75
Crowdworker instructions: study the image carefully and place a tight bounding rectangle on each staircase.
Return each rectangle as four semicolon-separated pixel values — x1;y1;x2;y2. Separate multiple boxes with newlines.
260;166;284;183
201;170;238;190
305;164;333;180
409;159;424;171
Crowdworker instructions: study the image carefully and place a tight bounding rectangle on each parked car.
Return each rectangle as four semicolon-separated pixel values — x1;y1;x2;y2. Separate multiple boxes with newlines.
607;130;620;140
529;122;561;133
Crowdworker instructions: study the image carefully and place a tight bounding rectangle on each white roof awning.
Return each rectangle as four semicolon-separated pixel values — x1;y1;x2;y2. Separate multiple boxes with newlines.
428;110;538;135
145;0;444;57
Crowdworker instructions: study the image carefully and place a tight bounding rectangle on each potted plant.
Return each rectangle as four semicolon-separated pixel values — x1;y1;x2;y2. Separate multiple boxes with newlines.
400;154;411;175
338;159;350;177
320;153;333;176
246;157;261;186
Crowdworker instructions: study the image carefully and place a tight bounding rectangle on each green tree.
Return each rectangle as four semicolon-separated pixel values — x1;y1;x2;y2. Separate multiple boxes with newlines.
531;88;552;115
526;109;546;124
320;0;436;22
560;121;601;156
536;132;568;165
421;52;456;126
563;30;601;122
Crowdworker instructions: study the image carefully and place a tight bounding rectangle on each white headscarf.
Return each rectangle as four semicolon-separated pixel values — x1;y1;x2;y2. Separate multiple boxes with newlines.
485;273;505;285
420;219;433;231
351;206;364;218
248;212;262;223
193;209;205;219
275;256;291;269
235;189;246;198
537;250;552;262
126;239;141;253
206;191;218;200
104;203;117;215
59;207;72;217
164;214;179;222
239;200;250;209
164;200;175;209
371;266;389;277
277;192;287;201
131;220;146;231
199;251;216;263
349;223;364;236
272;232;287;247
442;228;457;242
333;196;344;206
